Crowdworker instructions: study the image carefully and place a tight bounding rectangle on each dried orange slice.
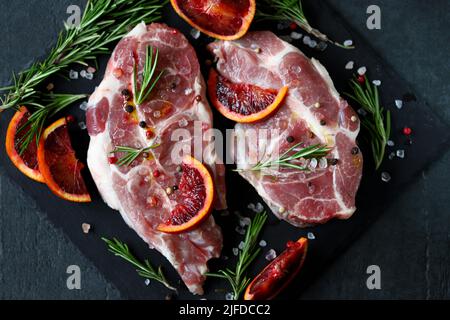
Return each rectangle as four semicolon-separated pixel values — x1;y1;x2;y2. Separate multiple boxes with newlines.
244;237;308;300
157;155;214;234
5;106;44;183
37;117;91;203
170;0;256;40
208;69;288;123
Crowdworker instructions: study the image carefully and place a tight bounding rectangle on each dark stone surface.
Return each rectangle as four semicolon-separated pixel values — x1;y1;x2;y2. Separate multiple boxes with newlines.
0;0;448;299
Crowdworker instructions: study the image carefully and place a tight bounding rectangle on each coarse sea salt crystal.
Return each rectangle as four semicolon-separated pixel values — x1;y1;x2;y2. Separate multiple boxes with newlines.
247;203;255;211
78;122;87;130
82;223;91;234
265;249;277;261
387;140;395;147
309;158;318;170
87;66;96;74
80;70;87;78
69;70;78;80
232;248;239;256
290;31;302;40
309;40;317;48
303;35;311;45
85;72;94;80
388;152;396;160
184;88;193;95
396;149;405;159
238;241;245;250
307;232;316;240
319;157;328;169
345;61;354;70
190;28;201;39
395;99;403;109
240;217;251;227
255;202;264;213
344;39;353;47
372;80;381;86
357;66;367;76
259;240;267;247
79;101;88;111
235;226;246;235
381;172;391;183
145;279;150;286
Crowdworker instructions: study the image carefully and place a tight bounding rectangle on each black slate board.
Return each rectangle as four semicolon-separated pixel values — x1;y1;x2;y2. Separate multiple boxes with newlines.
0;1;449;300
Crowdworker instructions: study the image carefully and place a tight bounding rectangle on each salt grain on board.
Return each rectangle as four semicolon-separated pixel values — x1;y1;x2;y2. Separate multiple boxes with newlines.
307;232;316;240
387;140;395;147
290;31;302;40
69;70;78;80
259;240;267;247
190;28;200;39
357;66;367;76
396;149;405;159
344;39;353;47
381;172;391;183
372;80;381;86
265;249;277;261
345;61;354;70
395;99;403;109
79;101;88;111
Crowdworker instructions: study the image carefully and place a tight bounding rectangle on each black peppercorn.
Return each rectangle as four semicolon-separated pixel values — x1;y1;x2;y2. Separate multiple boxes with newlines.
286;136;295;143
139;121;147;128
195;95;202;102
172;185;178;191
124;104;134;113
176;165;183;173
121;89;130;98
351;147;359;155
320;119;327;126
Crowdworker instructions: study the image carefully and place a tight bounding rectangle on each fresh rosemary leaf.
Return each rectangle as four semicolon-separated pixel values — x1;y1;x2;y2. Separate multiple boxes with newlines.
238;143;331;172
102;237;176;292
257;0;353;49
111;143;160;167
133;46;165;106
17;93;87;155
0;0;166;111
206;211;268;300
346;75;391;169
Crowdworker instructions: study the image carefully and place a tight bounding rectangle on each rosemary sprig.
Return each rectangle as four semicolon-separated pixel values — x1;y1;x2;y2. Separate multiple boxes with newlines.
0;0;166;110
102;237;176;291
111;144;160;167
18;93;87;155
206;211;268;300
238;142;331;172
346;75;391;170
257;0;354;49
133;46;165;106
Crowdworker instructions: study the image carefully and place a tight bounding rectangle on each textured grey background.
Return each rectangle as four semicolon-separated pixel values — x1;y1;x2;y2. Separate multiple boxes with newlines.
0;0;449;299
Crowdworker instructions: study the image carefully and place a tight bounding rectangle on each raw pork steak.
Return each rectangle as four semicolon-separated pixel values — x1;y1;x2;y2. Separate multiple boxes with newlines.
86;23;226;294
209;31;363;227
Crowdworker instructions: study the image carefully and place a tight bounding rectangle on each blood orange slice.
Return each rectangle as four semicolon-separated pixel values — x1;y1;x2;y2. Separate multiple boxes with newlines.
208;69;288;123
244;237;308;300
37;117;91;203
157;156;214;234
170;0;256;40
5;106;44;183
